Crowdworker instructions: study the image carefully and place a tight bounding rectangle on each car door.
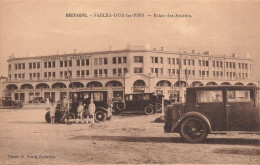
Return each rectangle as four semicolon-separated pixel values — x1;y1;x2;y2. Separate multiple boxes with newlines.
226;89;255;131
196;89;226;131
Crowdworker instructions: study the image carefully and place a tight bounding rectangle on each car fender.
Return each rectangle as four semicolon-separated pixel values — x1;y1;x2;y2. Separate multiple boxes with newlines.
96;107;108;113
171;111;212;133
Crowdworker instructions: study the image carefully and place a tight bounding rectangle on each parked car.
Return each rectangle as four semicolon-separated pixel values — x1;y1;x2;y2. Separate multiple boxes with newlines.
113;93;157;115
164;85;260;143
1;97;23;109
45;91;112;123
29;97;46;103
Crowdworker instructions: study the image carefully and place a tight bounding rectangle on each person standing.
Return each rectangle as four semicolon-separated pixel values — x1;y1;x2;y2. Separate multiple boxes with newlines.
88;98;96;124
49;99;56;124
82;93;90;123
76;101;84;124
151;92;158;114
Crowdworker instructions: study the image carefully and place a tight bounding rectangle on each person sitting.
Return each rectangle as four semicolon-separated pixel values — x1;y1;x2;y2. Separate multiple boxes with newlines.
213;93;222;102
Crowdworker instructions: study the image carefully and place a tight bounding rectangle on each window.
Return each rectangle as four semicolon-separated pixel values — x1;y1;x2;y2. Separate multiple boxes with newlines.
168;69;171;74
160;57;163;64
77;70;80;77
123;57;127;63
150;68;154;73
227;90;251;102
206;61;209;67
134;56;143;63
47;62;51;68
134;68;143;73
104;58;108;64
18;64;21;69
69;60;72;67
9;64;11;71
226;62;228;68
118;68;122;74
216;61;219;67
202;60;205;66
15;64;18;70
187;59;190;65
37;73;40;78
172;58;175;64
123;68;128;73
52;72;56;78
155;68;158;74
22;63;25;69
77;60;80;66
183;59;186;65
113;57;116;64
198;60;201;66
44;62;47;68
99;58;103;65
86;70;89;76
60;61;64;67
160;68;163;74
167;58;171;64
212;61;215;67
245;64;248;69
118;57;121;64
239;63;241;68
150;57;154;63
229;62;232;68
60;71;63;77
81;59;85;66
233;63;235;68
94;69;98;76
37;62;40;68
197;90;223;103
86;59;89;66
52;61;55;68
155;57;158;63
81;70;85;76
113;68;117;75
220;62;223;67
99;69;103;76
64;61;68;67
104;69;108;75
172;69;175;74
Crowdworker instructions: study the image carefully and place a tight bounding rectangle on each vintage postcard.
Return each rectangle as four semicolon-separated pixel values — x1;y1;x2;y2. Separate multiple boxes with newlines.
0;0;259;164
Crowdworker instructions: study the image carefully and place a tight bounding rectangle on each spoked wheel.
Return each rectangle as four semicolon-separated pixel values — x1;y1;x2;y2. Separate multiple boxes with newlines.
65;113;75;124
180;117;209;143
45;111;51;123
143;106;154;115
95;111;107;123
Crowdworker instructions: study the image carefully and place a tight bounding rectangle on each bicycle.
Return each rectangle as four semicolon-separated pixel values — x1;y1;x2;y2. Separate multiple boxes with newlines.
60;109;75;124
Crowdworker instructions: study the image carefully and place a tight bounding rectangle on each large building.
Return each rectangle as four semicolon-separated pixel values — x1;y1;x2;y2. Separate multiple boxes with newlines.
2;44;258;103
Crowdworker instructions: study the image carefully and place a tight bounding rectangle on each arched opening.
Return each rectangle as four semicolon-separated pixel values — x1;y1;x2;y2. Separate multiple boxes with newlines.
6;84;18;90
105;81;123;87
247;83;256;86
191;81;203;87
234;82;244;86
69;82;84;88
86;81;103;88
20;84;34;90
206;82;218;86
133;80;146;93
156;80;172;87
174;81;188;87
52;82;67;89
221;82;231;85
36;83;50;89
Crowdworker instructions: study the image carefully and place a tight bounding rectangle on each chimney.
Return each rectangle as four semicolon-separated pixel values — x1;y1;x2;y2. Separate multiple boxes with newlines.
192;50;196;54
161;47;165;51
232;53;236;57
203;51;210;55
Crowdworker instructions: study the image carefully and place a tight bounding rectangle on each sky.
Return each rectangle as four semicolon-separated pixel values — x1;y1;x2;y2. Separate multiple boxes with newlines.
0;0;260;78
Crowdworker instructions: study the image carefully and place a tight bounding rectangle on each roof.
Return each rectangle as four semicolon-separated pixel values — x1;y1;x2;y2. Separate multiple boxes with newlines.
188;85;259;90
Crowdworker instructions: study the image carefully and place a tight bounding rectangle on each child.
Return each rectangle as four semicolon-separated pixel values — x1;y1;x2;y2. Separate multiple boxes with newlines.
76;101;84;124
49;99;56;124
88;98;96;124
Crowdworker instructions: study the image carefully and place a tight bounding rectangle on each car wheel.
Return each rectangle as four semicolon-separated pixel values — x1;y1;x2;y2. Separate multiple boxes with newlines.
45;111;51;123
144;105;154;115
95;111;107;122
179;117;209;143
116;102;125;111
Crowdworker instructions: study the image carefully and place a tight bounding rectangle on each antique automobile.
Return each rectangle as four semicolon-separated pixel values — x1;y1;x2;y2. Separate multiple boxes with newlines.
164;86;260;143
113;93;157;115
1;96;23;109
29;97;46;103
45;91;112;123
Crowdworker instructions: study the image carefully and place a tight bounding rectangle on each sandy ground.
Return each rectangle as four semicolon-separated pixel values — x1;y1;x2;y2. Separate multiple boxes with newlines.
0;104;259;165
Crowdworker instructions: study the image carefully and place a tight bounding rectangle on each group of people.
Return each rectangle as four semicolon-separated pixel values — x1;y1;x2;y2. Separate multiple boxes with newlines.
48;93;96;124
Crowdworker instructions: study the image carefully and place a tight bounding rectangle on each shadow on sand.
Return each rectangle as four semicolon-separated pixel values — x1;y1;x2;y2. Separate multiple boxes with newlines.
70;135;260;146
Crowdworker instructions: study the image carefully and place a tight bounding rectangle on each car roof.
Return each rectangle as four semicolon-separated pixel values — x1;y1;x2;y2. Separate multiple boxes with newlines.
188;85;259;90
125;93;153;95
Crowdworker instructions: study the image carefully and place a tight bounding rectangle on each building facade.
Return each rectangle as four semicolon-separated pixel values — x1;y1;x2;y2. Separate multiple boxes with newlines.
3;45;258;103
